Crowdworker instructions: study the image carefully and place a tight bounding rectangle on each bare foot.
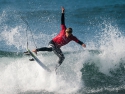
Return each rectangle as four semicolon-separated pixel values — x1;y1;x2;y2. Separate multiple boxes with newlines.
33;49;37;54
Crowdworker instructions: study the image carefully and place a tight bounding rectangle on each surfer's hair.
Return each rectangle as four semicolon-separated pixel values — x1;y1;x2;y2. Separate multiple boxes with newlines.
66;28;72;34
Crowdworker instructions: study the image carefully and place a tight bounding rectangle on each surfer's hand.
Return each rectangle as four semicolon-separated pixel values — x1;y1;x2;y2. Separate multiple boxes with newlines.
33;49;37;54
82;44;86;48
62;7;65;13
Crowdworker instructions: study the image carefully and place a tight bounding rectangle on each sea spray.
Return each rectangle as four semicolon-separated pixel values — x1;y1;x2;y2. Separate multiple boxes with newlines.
97;23;125;74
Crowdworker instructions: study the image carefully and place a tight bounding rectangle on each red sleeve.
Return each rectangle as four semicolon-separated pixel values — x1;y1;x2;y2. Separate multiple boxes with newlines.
72;36;84;45
61;24;66;30
59;24;66;34
72;36;79;43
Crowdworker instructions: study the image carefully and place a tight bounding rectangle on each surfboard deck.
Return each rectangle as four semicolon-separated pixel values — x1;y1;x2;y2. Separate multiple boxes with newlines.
27;49;51;72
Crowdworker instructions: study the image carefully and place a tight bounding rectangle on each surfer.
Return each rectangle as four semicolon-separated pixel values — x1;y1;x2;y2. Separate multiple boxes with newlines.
33;7;86;70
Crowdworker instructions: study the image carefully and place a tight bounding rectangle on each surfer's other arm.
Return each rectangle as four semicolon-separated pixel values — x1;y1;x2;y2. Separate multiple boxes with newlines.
77;40;86;48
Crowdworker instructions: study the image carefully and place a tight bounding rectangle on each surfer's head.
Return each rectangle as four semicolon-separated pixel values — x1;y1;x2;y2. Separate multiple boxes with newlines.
65;28;72;37
66;28;72;34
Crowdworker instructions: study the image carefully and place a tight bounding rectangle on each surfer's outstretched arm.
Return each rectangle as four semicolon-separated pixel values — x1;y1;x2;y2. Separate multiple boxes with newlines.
61;7;65;25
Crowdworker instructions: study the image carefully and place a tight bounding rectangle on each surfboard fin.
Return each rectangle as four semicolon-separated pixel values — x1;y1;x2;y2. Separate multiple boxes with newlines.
29;58;34;61
24;51;30;55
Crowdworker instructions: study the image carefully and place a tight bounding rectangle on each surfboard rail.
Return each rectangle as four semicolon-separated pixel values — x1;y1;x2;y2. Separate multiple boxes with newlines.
27;49;51;72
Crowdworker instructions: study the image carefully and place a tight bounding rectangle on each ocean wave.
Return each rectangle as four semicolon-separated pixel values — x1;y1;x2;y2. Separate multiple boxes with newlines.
0;50;23;57
73;3;125;26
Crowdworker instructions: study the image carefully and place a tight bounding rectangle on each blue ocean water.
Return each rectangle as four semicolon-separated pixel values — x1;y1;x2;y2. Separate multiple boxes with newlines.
0;0;125;94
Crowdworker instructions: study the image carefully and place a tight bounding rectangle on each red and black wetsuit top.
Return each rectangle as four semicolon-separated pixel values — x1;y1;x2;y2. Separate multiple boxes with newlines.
52;13;83;48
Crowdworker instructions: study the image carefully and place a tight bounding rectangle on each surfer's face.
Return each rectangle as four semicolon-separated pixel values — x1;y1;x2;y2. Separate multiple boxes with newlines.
66;32;72;37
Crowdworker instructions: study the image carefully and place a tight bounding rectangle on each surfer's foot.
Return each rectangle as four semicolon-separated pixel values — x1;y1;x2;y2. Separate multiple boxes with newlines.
33;49;37;54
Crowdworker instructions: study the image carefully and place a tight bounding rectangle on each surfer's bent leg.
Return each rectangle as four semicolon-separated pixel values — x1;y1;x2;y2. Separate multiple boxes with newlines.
36;47;52;52
49;40;65;67
54;48;65;66
57;49;65;65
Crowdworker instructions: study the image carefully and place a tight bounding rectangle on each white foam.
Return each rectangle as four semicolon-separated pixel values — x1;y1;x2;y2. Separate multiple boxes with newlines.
0;54;82;94
85;23;125;75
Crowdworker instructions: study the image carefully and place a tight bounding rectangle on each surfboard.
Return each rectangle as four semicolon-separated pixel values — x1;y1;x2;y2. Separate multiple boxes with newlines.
27;49;51;72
